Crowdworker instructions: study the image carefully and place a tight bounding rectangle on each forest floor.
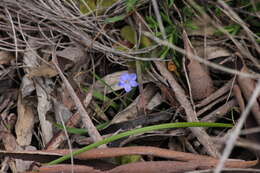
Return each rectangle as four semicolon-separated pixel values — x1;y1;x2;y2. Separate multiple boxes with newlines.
0;0;260;172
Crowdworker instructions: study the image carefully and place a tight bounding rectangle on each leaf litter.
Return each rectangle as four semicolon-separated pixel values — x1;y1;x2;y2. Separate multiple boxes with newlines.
0;0;259;172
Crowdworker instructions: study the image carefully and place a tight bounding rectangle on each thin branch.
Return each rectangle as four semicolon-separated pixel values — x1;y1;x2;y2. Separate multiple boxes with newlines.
52;51;104;145
143;31;260;79
155;61;219;157
214;79;260;173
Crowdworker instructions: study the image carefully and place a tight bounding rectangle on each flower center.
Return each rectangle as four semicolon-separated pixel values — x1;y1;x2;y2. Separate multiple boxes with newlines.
125;79;129;84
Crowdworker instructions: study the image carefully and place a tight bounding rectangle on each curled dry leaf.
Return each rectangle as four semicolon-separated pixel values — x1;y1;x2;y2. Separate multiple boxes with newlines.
187;60;215;100
183;31;215;100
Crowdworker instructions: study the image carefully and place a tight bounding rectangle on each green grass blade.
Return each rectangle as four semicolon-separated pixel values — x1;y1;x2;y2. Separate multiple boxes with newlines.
47;122;232;165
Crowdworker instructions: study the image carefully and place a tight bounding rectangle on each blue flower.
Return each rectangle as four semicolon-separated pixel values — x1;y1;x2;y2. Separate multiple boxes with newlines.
118;73;138;92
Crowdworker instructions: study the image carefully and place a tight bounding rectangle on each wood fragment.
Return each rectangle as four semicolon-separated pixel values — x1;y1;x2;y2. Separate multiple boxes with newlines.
52;53;104;144
155;61;219;157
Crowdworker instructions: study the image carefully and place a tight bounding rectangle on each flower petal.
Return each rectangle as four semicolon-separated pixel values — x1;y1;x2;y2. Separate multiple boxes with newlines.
119;73;129;81
129;80;138;87
124;84;132;92
118;81;125;87
129;73;137;80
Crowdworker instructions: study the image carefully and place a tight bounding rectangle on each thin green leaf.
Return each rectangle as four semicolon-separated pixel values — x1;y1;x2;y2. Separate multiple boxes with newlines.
47;122;233;165
105;15;125;23
125;0;138;12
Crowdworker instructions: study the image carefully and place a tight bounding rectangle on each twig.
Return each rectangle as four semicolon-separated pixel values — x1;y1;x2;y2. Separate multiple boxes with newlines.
51;52;104;144
54;98;74;173
155;61;219;157
196;80;232;108
143;32;260;79
214;79;260;173
151;0;166;40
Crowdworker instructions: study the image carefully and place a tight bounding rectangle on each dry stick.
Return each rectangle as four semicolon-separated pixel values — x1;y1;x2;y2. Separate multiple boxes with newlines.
214;79;260;173
217;0;260;55
143;32;260;79
151;0;166;40
196;80;233;108
233;85;245;111
47;113;81;150
197;95;229;116
201;99;237;122
52;53;104;144
55;100;74;173
189;168;260;173
155;61;219;157
187;0;260;69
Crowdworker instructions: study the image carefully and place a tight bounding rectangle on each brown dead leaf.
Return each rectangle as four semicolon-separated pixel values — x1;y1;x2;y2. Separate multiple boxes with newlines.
55;46;85;63
183;31;215;100
0;51;14;64
23;39;54;145
27;63;58;78
0;132;35;172
187;60;215;100
0;131;21;151
195;45;232;61
15;93;35;146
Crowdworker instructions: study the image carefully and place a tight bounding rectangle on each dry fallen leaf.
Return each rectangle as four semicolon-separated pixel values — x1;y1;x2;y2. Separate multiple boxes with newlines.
23;39;54;145
55;46;85;63
15;93;35;146
27;63;58;78
194;45;232;61
183;32;215;100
